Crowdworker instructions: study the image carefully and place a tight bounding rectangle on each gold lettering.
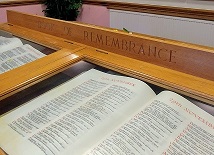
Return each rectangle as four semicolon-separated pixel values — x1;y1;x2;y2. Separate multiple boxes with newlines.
129;41;135;52
169;50;176;63
37;21;54;31
64;26;72;36
90;32;94;42
105;36;111;46
82;30;177;64
111;38;120;48
83;31;89;40
122;40;128;50
148;46;157;57
158;48;168;61
96;34;103;45
138;44;146;55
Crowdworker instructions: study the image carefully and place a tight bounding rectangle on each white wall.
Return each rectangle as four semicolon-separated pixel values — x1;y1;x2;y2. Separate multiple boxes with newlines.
110;9;214;47
105;0;214;10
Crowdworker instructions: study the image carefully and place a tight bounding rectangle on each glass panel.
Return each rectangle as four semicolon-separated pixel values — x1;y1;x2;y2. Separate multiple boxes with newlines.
0;61;96;115
0;30;55;55
0;60;213;116
0;30;55;74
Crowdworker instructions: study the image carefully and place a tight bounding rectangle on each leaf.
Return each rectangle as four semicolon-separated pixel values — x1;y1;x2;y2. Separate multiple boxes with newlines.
43;0;82;21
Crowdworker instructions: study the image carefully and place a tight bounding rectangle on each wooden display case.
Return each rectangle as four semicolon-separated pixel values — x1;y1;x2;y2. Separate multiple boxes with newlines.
0;10;214;155
0;10;214;104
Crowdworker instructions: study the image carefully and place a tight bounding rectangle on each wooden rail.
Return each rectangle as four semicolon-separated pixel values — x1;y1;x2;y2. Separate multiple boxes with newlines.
0;0;41;7
0;11;214;105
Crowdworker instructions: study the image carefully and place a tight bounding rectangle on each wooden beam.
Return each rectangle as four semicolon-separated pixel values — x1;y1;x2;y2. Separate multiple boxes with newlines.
0;0;41;7
6;10;214;81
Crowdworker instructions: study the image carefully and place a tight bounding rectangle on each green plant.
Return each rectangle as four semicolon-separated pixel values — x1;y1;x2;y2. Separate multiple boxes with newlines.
43;0;82;21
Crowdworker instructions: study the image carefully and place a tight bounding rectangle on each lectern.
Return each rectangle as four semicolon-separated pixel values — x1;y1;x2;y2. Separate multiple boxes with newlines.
0;11;213;155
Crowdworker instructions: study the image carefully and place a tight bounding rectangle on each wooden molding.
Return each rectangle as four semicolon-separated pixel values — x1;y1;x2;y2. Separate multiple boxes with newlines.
0;0;42;7
1;11;214;105
5;10;214;82
83;0;214;21
1;0;214;21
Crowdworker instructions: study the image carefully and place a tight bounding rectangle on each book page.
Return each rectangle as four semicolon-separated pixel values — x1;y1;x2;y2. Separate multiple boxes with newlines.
0;36;23;52
84;91;214;155
0;44;46;73
0;69;156;155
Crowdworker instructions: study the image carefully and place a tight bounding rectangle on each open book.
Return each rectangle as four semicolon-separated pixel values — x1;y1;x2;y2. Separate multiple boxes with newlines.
0;36;46;74
0;69;213;155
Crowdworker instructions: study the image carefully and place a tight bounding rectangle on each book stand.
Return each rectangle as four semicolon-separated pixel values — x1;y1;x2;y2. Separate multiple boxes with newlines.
0;10;214;155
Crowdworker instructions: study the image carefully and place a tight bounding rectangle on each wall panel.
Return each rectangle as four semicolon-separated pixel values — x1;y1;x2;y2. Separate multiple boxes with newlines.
110;9;214;47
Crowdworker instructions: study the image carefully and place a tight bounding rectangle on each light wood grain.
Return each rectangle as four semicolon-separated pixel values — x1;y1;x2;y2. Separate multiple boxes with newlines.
0;11;214;155
0;21;87;99
0;0;40;7
6;10;214;81
0;49;83;100
75;47;214;105
1;47;213;105
0;10;213;104
0;148;6;155
0;23;84;50
0;49;74;81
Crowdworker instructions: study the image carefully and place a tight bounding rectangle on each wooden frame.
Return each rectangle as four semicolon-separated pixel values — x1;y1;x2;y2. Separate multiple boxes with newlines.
0;0;40;7
0;10;214;155
0;10;213;106
5;11;214;80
